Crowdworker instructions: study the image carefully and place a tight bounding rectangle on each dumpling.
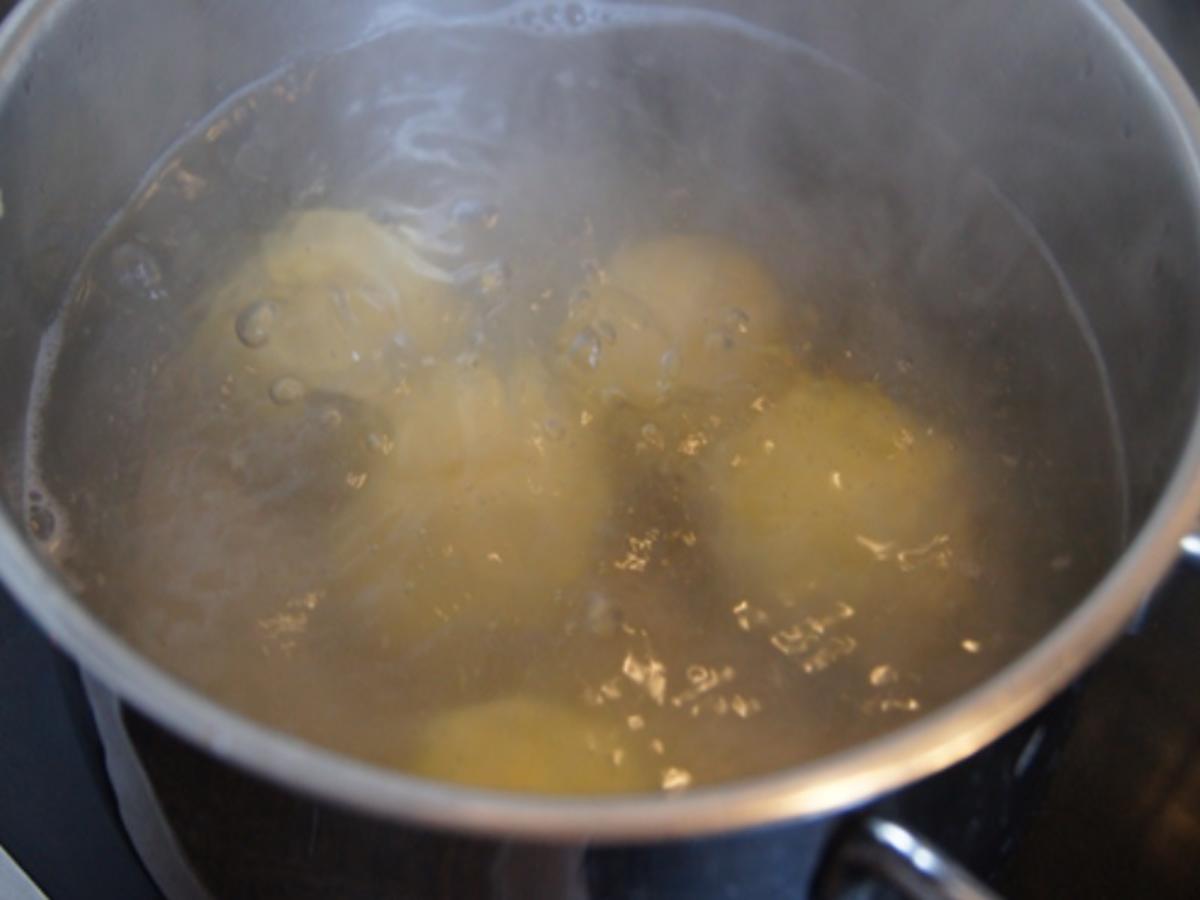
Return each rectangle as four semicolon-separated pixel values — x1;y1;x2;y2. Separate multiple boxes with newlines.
406;696;655;794
331;358;612;644
558;235;796;410
702;376;976;616
192;209;467;403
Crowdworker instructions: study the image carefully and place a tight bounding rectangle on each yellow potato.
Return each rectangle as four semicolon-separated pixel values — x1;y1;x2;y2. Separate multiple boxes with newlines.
124;389;388;638
123;439;318;679
332;358;612;644
193;209;467;402
407;696;655;794
558;235;795;410
704;376;975;615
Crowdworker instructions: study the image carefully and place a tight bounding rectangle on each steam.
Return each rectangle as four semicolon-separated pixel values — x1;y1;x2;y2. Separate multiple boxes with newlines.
32;0;1135;639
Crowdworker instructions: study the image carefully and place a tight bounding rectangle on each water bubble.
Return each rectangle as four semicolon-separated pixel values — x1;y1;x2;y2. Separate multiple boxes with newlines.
640;423;665;451
659;349;680;380
585;592;619;637
879;697;921;713
452;198;500;230
599;387;628;408
319;407;344;430
581;258;606;283
568;286;593;308
661;767;692;791
269;376;306;405
111;243;164;298
235;300;276;348
594;319;618;345
28;505;55;541
657;348;681;393
568;327;603;370
564;2;586;26
724;307;751;334
677;431;709;457
479;259;512;295
368;432;395;456
174;167;208;202
869;664;899;687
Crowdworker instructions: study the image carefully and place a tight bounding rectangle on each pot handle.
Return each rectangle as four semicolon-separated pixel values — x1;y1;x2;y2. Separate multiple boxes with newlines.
1126;526;1200;635
814;817;1002;900
1181;529;1200;563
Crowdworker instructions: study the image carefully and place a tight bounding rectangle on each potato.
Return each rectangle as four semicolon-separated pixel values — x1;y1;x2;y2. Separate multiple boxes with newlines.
703;376;976;616
558;235;795;410
122;390;387;643
122;438;319;686
406;696;655;794
193;209;467;403
331;358;612;644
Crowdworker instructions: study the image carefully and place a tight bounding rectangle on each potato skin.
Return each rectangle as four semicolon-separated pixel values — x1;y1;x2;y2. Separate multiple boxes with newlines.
331;359;612;644
558;235;795;411
703;376;975;616
407;696;655;794
193;209;466;403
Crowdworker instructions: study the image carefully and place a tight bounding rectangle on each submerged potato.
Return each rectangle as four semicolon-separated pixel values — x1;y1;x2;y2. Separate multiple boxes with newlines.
407;696;654;794
124;443;317;684
333;359;611;643
195;209;466;402
559;235;794;410
705;377;975;615
125;392;385;637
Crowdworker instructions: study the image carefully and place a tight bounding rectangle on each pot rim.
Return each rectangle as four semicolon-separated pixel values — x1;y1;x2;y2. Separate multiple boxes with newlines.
2;0;1199;843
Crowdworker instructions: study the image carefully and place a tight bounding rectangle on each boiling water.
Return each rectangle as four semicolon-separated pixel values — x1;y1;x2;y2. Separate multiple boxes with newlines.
24;10;1122;793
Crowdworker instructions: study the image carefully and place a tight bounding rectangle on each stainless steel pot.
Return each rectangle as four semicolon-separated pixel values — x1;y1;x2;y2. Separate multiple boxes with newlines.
3;1;1200;897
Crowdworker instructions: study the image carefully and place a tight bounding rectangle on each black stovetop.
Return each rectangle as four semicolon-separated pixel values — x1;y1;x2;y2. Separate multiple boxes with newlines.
3;1;1200;898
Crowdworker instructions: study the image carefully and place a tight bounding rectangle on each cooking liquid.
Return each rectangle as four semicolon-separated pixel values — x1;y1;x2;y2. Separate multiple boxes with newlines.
23;9;1122;793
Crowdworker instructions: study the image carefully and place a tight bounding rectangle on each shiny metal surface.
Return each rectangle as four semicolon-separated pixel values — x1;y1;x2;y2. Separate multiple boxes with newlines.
1180;529;1200;561
0;844;47;900
1;0;1200;850
816;819;1002;900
